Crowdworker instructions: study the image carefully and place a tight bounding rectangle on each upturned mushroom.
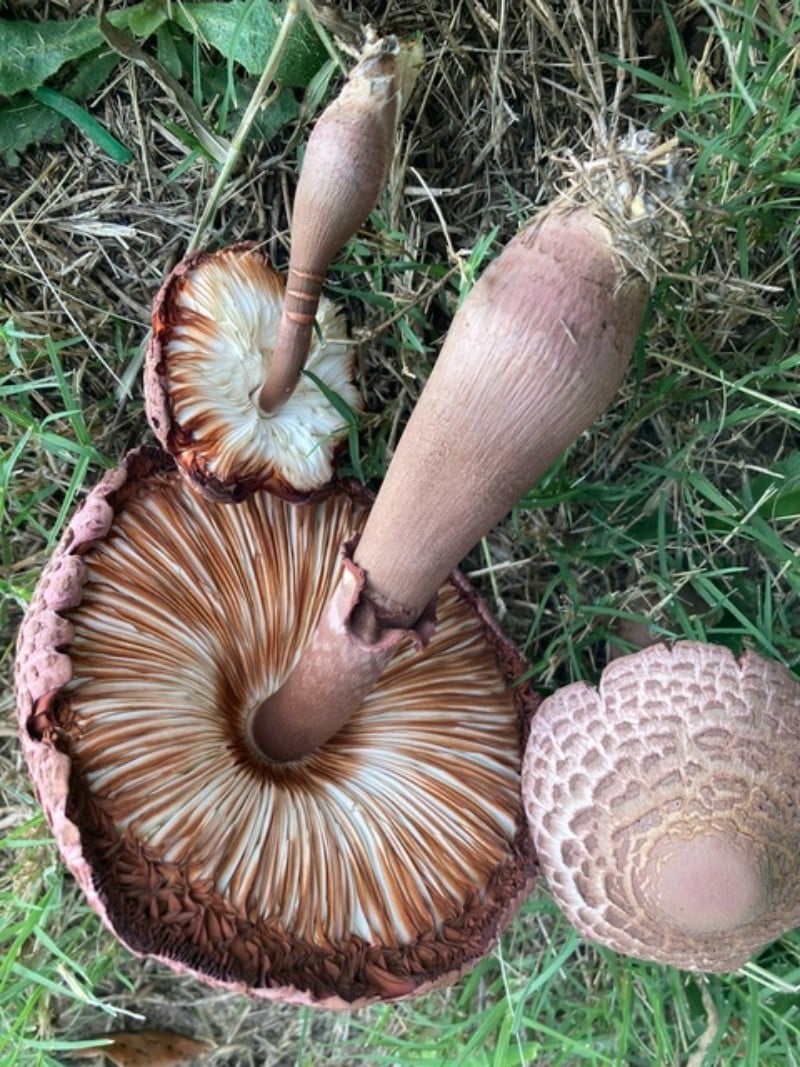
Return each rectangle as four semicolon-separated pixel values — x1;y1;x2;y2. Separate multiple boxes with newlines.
16;448;538;1006
254;133;687;761
257;34;401;413
145;38;403;500
522;641;800;971
145;243;357;502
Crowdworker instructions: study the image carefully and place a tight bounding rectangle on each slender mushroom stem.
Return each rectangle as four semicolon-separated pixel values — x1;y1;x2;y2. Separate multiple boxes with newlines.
257;38;400;413
251;207;649;761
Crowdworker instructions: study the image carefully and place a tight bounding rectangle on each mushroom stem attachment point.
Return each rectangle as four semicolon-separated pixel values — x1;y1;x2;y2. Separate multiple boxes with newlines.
257;267;326;412
647;834;767;935
251;555;399;761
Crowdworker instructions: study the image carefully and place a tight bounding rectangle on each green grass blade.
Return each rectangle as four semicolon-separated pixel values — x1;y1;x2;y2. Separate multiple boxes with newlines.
30;86;133;163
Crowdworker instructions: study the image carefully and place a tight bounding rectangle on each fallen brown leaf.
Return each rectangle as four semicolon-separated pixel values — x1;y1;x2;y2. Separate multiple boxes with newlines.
70;1029;211;1067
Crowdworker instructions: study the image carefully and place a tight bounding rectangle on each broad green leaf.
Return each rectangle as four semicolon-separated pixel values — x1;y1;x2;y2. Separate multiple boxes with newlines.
174;1;326;86
126;0;170;38
0;50;120;168
0;17;103;96
199;61;300;142
0;96;64;167
235;85;298;142
63;49;120;100
156;23;183;80
0;4;160;97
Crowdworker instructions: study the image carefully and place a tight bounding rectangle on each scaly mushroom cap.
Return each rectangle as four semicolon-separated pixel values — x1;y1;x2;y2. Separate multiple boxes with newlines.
145;244;358;502
16;449;537;1007
523;641;800;971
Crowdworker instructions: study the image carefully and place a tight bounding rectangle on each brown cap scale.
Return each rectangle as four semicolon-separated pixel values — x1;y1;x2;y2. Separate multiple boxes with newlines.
257;35;400;413
253;139;689;762
145;243;358;502
522;641;800;971
15;448;538;1006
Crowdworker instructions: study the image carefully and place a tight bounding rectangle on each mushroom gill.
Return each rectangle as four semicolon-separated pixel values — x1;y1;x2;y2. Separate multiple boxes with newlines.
16;449;537;1007
522;641;800;972
145;244;358;502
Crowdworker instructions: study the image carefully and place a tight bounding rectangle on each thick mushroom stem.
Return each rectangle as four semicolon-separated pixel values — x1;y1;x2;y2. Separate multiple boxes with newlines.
257;42;399;413
249;550;435;761
251;208;649;762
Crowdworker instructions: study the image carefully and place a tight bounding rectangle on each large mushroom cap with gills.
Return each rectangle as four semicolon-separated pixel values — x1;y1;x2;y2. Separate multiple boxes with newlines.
15;449;538;1007
145;243;359;503
522;641;800;972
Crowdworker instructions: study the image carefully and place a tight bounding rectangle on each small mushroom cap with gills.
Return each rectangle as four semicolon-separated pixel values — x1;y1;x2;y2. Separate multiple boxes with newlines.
15;449;538;1007
145;243;359;503
522;641;800;972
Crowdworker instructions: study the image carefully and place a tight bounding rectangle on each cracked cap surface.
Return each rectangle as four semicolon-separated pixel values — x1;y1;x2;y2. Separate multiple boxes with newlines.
523;641;800;972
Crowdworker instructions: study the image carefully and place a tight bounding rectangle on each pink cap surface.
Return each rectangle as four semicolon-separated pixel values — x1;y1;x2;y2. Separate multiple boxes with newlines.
523;641;800;971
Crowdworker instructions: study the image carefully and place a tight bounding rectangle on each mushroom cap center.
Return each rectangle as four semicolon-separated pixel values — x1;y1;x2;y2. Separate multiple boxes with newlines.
644;833;767;935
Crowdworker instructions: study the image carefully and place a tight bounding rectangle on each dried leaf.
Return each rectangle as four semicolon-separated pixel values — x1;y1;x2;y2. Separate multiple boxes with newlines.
75;1029;210;1067
395;38;425;115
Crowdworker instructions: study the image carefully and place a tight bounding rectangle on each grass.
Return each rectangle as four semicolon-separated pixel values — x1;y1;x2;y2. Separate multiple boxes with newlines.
1;0;799;1064
0;815;133;1062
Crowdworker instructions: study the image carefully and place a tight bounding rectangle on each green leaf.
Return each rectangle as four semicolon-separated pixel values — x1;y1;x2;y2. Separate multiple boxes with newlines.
64;49;120;100
126;0;169;38
0;96;64;167
156;23;183;80
0;4;165;97
99;13;231;164
244;85;298;142
0;49;120;168
0;17;103;96
303;369;364;483
174;0;326;86
204;62;298;141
